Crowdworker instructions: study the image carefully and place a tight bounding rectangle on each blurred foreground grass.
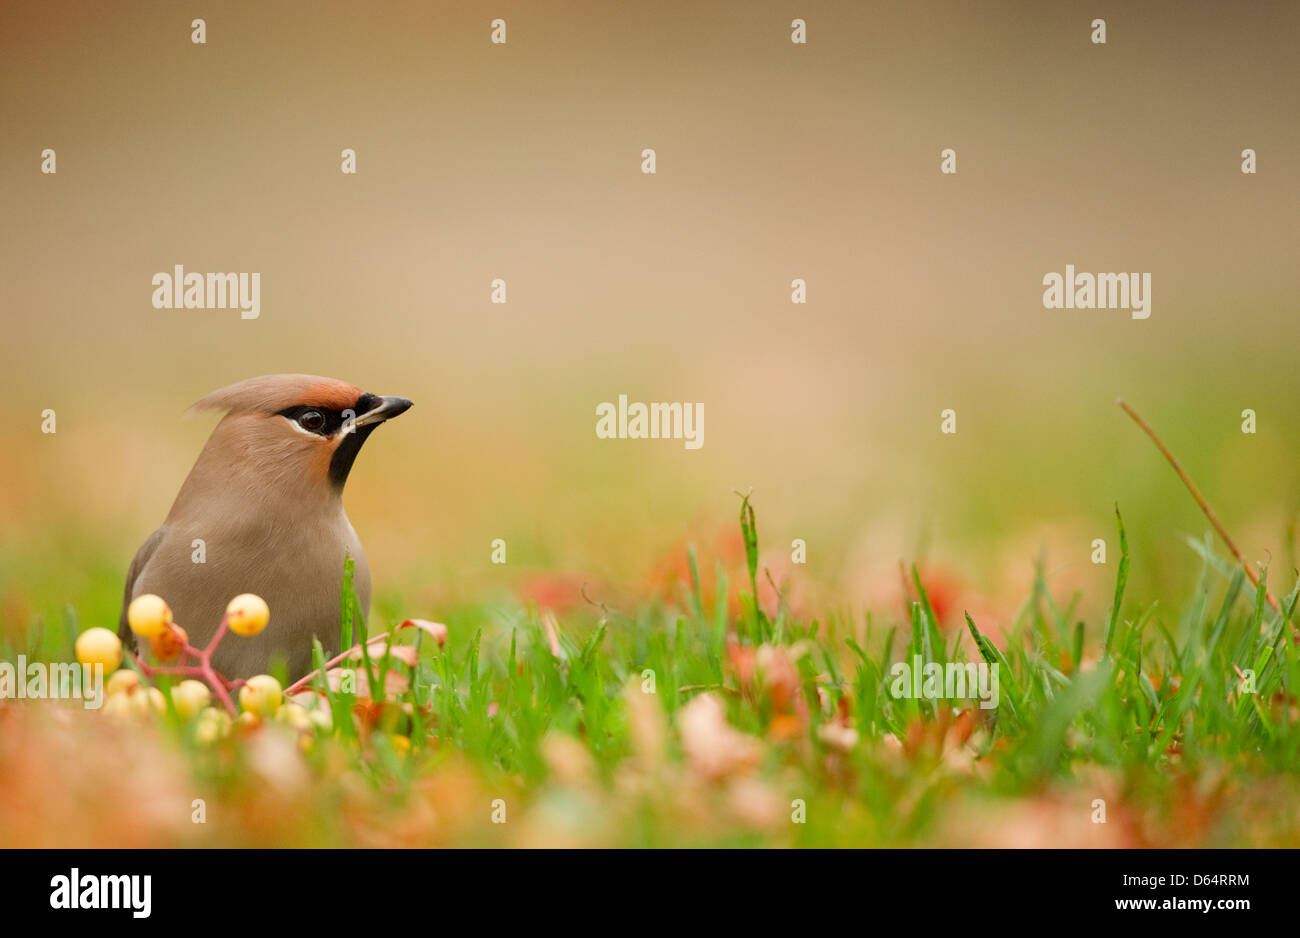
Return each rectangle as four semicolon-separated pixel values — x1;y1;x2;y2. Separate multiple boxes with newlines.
2;489;1299;848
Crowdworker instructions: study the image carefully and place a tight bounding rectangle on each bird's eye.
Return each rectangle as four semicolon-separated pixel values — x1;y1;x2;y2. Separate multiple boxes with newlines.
299;411;326;433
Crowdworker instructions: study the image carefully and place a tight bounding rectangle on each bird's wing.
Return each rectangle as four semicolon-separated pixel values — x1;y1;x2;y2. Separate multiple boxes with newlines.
118;526;166;650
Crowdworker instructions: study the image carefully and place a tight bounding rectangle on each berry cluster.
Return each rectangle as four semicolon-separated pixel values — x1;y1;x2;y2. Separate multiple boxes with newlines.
73;592;326;740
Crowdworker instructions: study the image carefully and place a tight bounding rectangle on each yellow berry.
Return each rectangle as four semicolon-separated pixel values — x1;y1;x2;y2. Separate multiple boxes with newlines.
102;692;132;719
106;670;141;697
75;628;122;675
274;701;312;731
235;710;262;731
149;624;189;663
226;593;270;636
171;680;211;720
194;707;232;744
307;706;333;733
131;686;167;718
126;594;173;639
239;674;282;717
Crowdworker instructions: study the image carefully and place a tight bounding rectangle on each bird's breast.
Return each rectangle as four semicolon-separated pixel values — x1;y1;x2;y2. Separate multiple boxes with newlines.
134;507;368;678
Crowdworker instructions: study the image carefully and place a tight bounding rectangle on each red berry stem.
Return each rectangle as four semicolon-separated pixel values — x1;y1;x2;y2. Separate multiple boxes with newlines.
131;614;240;716
282;632;391;697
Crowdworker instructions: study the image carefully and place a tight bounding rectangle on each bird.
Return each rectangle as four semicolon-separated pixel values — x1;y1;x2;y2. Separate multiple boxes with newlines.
118;374;412;679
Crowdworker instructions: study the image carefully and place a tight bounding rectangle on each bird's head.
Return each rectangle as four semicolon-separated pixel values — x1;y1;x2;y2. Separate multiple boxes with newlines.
188;374;413;496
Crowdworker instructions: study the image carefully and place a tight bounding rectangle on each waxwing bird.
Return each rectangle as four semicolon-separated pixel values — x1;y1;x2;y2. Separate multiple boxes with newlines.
118;374;412;679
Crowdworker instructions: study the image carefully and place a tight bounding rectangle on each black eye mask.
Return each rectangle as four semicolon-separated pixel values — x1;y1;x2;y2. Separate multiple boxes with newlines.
277;406;347;437
277;394;380;438
277;393;383;488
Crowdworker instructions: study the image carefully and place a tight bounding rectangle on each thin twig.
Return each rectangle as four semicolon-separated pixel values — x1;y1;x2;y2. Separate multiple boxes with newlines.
897;559;915;620
282;631;392;697
1118;398;1280;614
763;566;787;618
579;582;611;625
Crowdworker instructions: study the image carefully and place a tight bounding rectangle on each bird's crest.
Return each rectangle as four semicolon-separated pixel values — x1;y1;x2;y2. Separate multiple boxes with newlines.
189;374;363;415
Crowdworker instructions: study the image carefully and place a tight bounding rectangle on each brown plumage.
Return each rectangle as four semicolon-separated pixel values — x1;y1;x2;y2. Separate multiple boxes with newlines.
118;374;412;678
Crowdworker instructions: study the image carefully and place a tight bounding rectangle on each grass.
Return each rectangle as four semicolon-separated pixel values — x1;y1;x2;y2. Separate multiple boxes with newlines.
4;503;1300;846
2;409;1299;848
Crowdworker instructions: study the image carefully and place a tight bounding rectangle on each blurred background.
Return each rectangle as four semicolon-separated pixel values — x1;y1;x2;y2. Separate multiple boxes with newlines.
2;0;1298;641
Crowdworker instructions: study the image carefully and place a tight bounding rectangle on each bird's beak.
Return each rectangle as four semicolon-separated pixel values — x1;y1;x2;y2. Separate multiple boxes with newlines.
353;395;413;429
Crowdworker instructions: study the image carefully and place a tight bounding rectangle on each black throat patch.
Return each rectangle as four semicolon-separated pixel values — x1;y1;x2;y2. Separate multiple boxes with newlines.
277;393;382;489
329;392;380;488
329;422;378;488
